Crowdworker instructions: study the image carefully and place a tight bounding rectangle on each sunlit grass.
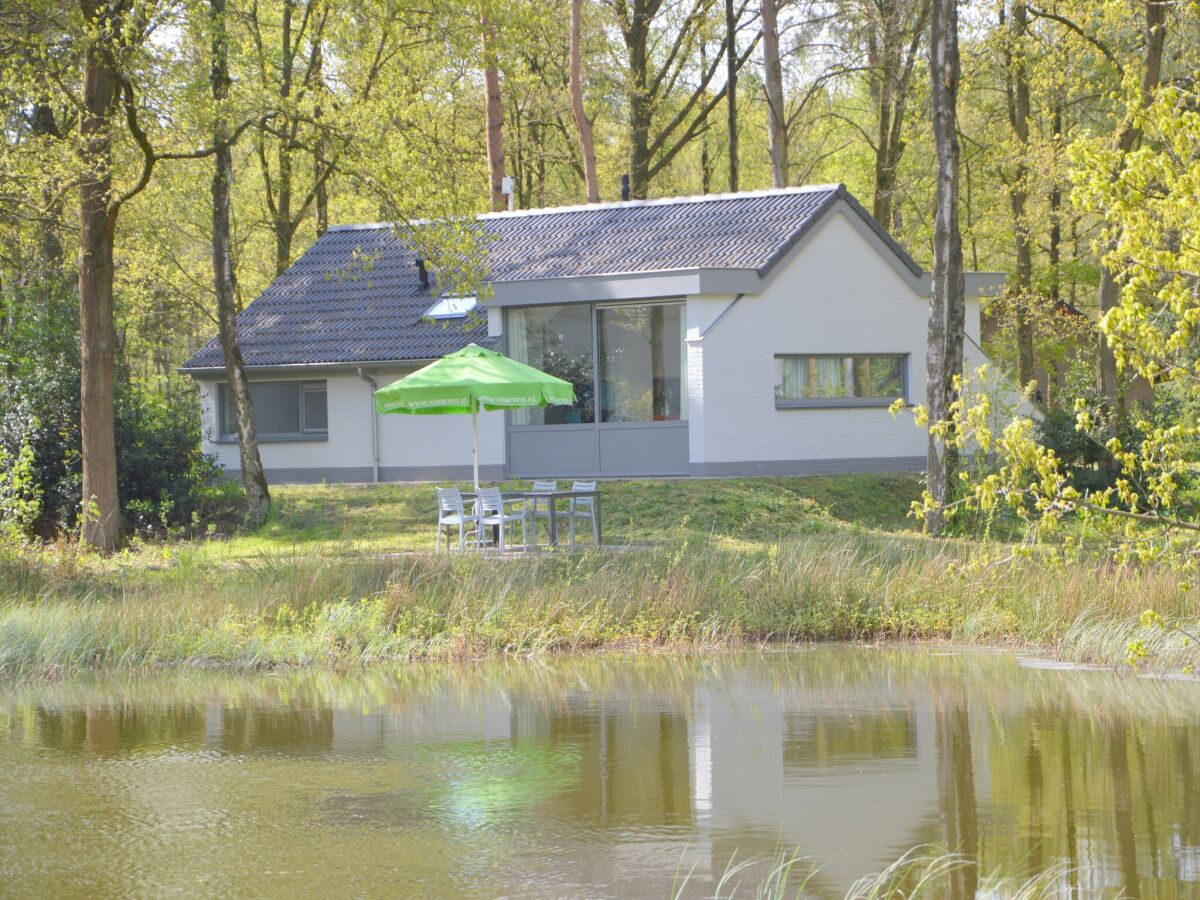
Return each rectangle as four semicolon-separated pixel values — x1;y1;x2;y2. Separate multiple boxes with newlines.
1;522;1195;679
141;473;927;561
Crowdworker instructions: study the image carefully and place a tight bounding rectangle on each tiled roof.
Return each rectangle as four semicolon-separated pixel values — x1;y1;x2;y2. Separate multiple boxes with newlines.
183;185;916;370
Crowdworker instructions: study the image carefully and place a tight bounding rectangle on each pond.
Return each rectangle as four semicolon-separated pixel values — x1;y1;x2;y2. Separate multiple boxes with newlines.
1;648;1197;897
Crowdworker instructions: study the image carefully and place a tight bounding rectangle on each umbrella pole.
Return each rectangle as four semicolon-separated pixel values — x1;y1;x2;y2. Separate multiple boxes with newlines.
471;405;479;492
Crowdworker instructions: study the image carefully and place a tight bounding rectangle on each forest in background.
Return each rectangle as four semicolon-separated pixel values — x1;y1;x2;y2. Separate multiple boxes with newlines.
1;0;1198;549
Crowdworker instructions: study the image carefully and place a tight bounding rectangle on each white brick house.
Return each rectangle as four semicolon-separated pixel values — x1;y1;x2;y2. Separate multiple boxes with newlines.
182;185;1003;482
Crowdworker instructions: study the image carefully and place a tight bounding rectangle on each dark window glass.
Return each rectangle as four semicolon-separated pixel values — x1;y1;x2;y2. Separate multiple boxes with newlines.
219;381;327;437
597;304;685;422
507;305;594;425
302;385;328;432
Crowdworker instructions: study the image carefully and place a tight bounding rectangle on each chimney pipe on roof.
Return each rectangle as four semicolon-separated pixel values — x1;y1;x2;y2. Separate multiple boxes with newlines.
416;258;429;289
620;173;630;202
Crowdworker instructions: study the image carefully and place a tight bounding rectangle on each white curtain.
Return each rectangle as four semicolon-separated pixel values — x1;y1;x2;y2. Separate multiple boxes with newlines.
780;358;805;398
817;357;844;397
507;307;533;425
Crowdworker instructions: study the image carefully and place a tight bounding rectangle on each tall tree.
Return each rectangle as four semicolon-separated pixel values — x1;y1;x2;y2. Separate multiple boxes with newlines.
760;0;788;187
865;0;929;231
1000;0;1035;391
924;0;964;535
1095;1;1167;428
209;0;270;525
248;0;334;276
76;0;125;550
611;0;759;198
569;0;601;202
725;0;740;191
482;12;507;211
30;100;65;272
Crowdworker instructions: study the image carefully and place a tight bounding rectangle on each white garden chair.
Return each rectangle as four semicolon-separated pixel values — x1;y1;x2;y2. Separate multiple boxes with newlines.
476;486;527;551
524;479;557;543
434;487;479;552
567;480;599;546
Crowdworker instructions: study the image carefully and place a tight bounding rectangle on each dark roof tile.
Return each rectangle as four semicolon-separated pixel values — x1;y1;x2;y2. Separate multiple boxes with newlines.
183;186;910;370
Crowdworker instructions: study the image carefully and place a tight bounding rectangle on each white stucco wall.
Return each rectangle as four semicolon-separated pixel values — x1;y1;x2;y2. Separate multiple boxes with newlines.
199;370;506;483
686;208;984;473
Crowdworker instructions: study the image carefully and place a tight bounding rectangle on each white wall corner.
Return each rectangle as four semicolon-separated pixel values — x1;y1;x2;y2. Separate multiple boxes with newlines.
487;306;503;338
686;340;705;464
685;293;740;342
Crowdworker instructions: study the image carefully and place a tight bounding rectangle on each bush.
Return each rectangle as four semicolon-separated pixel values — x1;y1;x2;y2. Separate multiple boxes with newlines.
0;278;242;539
115;381;245;537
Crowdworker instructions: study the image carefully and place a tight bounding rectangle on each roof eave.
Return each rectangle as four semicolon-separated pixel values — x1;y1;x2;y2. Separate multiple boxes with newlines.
486;267;761;306
179;357;443;379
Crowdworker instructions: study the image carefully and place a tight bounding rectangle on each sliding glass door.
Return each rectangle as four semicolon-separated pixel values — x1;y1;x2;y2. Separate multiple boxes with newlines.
596;303;685;423
506;300;689;476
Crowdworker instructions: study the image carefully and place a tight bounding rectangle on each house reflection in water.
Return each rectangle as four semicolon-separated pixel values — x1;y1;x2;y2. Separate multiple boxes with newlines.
3;651;1198;898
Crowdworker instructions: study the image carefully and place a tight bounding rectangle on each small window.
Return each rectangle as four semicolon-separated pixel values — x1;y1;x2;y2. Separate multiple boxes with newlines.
302;384;328;432
218;381;328;439
774;355;905;408
422;296;477;320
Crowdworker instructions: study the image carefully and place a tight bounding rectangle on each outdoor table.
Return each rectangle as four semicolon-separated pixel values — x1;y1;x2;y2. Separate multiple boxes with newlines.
463;489;602;549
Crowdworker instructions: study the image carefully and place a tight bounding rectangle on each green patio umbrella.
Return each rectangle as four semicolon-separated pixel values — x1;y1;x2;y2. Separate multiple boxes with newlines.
374;343;575;490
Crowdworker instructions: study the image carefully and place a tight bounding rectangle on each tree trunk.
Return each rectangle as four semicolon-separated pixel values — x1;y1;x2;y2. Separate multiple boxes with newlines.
78;5;123;552
618;0;745;200
761;0;787;187
725;0;739;191
313;38;328;235
625;8;652;200
1096;1;1167;428
569;0;600;202
1048;100;1062;305
925;0;965;536
273;0;296;276
211;0;270;527
869;0;927;232
700;40;712;194
31;100;64;271
1003;1;1035;392
482;16;506;211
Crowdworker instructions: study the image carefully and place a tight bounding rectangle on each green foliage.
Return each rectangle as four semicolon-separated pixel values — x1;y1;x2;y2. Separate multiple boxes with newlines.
0;279;239;539
0;439;41;543
1072;75;1200;389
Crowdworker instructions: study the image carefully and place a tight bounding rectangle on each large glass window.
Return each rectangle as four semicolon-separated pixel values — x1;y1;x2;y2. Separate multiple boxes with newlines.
218;381;328;439
774;355;905;407
597;303;685;422
507;305;595;425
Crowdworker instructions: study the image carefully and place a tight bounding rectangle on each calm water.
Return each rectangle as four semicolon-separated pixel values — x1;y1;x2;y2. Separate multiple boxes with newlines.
1;648;1198;898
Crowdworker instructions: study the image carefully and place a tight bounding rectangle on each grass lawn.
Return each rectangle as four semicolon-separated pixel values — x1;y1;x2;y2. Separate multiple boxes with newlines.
0;473;1195;680
214;473;926;557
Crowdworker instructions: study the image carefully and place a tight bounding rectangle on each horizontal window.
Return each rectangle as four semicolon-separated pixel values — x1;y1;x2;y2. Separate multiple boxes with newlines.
218;381;328;440
774;355;905;408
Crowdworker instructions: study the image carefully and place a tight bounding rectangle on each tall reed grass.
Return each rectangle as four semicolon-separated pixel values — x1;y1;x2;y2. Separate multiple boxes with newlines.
686;846;1069;899
0;530;1194;679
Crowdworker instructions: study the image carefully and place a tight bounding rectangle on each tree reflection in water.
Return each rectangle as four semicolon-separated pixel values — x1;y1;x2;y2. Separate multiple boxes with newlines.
1;649;1198;897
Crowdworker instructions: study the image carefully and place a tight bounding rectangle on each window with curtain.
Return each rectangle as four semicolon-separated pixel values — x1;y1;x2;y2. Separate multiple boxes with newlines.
597;303;685;422
218;381;328;439
506;305;594;425
774;355;905;407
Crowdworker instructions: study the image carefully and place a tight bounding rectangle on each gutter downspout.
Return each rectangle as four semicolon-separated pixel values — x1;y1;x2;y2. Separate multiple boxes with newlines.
356;368;380;483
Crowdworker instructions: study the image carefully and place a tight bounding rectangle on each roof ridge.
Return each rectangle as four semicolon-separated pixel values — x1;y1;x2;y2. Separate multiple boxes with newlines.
477;184;844;220
326;184;845;232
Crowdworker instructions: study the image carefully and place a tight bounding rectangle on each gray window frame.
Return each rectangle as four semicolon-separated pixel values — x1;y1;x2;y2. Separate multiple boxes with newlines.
505;299;688;430
773;353;908;409
216;380;329;442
